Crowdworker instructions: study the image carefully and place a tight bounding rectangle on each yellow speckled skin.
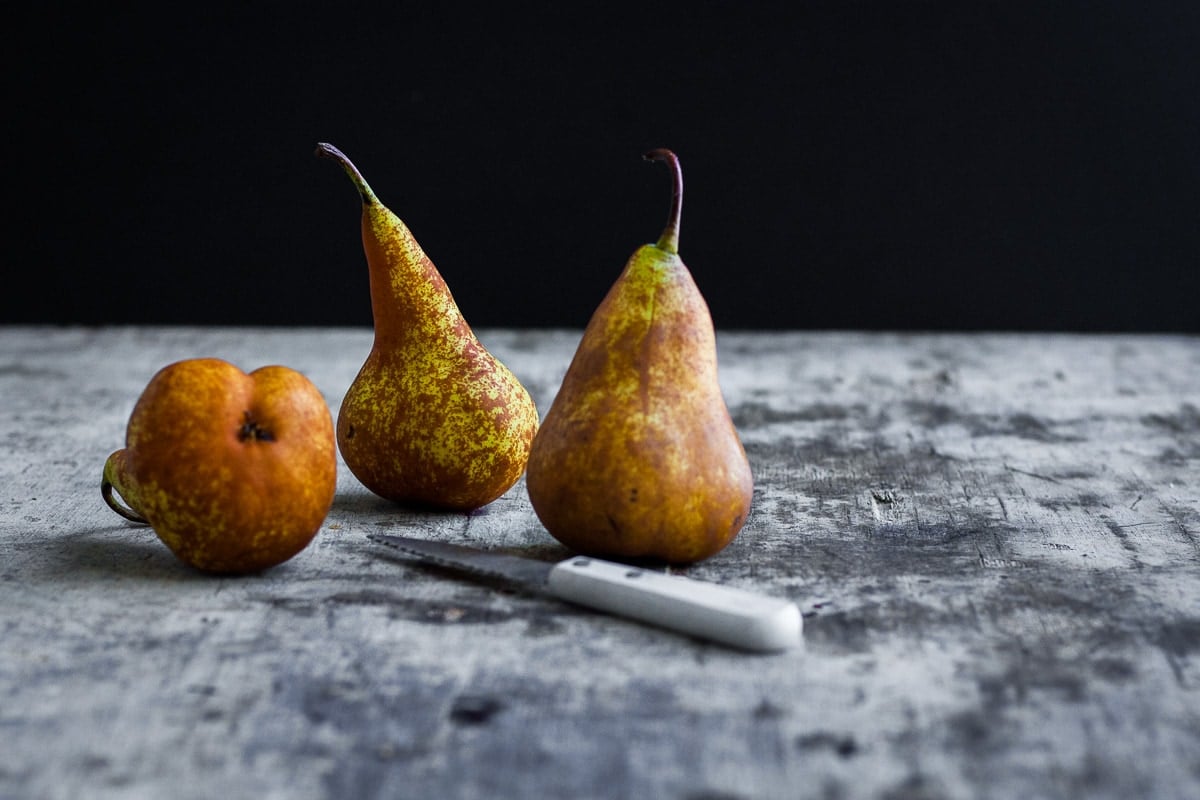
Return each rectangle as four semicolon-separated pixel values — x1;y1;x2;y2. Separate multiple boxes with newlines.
101;358;337;574
525;152;752;563
317;144;538;510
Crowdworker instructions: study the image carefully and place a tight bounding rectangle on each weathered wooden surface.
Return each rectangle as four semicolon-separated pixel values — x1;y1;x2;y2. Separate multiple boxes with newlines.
2;326;1198;800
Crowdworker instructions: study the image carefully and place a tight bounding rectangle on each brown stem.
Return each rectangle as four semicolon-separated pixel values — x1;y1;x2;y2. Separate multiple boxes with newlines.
101;451;149;524
643;148;682;254
101;478;148;524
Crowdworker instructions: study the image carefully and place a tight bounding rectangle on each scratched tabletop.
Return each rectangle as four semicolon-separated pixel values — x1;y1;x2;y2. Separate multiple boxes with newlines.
2;326;1198;800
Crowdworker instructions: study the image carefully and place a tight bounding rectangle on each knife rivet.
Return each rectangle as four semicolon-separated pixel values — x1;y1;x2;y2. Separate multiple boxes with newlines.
573;558;591;567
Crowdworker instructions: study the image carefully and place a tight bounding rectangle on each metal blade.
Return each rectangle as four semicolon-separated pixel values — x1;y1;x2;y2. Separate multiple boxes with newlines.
367;533;556;590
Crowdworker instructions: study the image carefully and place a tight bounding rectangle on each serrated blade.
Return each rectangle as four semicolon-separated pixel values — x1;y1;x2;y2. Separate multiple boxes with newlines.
367;533;556;590
366;532;802;652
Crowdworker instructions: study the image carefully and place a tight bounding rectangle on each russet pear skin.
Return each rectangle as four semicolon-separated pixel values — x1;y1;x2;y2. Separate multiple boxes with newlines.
525;149;753;564
316;143;538;511
101;358;338;574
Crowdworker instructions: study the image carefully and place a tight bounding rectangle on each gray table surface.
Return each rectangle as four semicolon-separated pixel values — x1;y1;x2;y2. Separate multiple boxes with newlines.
2;326;1198;800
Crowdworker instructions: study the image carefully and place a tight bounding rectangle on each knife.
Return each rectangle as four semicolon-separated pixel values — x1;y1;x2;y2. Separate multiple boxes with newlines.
367;533;802;652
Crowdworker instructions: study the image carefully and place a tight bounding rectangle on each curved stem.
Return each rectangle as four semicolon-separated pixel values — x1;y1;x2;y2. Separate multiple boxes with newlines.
315;142;379;206
101;477;148;524
101;452;149;524
644;148;682;254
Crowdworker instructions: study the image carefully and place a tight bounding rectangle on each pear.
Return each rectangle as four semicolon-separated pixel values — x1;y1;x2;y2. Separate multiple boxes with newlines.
525;149;753;564
316;142;538;511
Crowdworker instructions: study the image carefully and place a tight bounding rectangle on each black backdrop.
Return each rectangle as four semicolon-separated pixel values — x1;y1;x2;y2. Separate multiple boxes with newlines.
6;2;1199;332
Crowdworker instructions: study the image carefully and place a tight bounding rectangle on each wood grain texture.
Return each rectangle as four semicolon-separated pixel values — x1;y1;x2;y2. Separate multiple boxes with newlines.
1;326;1198;800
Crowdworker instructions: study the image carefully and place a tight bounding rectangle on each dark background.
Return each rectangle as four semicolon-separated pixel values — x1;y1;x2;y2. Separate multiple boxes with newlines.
6;2;1199;332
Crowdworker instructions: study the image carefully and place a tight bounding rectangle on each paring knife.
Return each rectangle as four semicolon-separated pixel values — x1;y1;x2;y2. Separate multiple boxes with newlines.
367;533;802;652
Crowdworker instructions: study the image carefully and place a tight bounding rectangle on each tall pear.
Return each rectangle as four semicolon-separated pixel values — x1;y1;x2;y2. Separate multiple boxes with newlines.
525;149;753;563
316;142;538;511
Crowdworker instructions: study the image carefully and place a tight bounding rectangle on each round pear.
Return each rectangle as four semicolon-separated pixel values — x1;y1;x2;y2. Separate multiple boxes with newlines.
102;357;337;573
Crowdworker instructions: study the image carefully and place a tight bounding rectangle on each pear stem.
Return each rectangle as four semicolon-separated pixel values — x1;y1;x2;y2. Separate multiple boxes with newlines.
101;477;147;523
644;148;682;254
101;452;149;524
315;142;378;206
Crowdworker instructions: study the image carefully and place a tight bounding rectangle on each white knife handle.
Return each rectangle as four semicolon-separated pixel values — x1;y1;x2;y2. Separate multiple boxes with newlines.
546;557;802;652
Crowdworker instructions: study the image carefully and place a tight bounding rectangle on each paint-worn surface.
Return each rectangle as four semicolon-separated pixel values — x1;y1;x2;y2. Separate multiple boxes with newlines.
2;326;1198;800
